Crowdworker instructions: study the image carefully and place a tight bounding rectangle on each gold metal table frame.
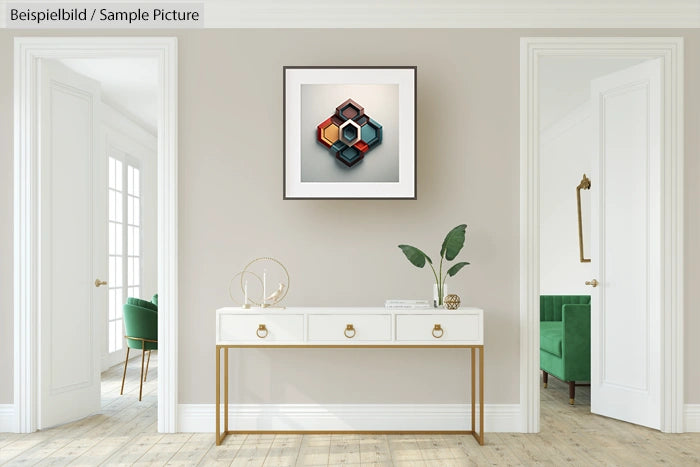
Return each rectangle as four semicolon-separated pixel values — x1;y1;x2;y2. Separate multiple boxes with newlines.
215;344;484;446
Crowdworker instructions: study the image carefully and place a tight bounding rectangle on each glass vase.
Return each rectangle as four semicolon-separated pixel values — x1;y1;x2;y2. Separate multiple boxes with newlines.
433;283;448;308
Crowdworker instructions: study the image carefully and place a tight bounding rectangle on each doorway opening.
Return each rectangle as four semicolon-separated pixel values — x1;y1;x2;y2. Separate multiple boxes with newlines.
519;37;684;434
13;38;178;433
50;56;160;416
538;55;656;423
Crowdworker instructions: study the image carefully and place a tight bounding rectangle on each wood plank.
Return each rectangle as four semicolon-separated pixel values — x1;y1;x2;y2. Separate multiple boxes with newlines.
327;434;361;465
295;434;330;466
263;435;303;466
230;435;274;467
359;435;391;464
2;357;700;466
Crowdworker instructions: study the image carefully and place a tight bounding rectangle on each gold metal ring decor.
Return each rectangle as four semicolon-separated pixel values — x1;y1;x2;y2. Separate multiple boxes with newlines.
229;257;290;309
432;324;444;338
344;324;356;339
228;270;263;309
444;294;461;310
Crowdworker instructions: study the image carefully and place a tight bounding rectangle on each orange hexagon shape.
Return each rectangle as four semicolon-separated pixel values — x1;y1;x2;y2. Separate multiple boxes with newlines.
317;118;339;148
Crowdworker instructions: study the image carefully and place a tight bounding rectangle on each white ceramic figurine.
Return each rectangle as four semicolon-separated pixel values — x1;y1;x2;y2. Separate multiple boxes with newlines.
265;283;286;303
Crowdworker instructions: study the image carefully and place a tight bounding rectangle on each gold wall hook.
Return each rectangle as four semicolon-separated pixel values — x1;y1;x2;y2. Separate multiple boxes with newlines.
585;279;599;287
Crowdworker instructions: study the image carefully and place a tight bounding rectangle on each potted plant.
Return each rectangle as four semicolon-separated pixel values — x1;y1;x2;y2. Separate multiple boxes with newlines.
398;224;470;307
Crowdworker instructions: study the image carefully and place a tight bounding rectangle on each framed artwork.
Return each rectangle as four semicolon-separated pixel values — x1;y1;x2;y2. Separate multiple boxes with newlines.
284;66;417;199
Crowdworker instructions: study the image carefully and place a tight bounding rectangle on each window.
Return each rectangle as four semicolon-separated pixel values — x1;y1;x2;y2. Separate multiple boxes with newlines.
108;154;141;353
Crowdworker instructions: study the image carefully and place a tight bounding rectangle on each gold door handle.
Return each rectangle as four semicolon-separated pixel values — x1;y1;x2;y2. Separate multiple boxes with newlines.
344;324;356;339
585;279;599;287
577;174;592;263
432;324;444;339
94;278;107;287
256;324;268;338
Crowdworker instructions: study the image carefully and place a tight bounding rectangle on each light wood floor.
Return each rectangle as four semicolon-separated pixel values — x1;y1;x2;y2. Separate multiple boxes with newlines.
1;360;698;466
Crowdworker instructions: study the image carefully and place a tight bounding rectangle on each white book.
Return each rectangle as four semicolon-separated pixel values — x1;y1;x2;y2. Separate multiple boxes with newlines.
385;299;430;305
385;300;432;309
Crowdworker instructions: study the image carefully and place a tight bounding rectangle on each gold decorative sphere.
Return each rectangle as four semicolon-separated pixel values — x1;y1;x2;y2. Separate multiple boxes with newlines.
444;294;461;310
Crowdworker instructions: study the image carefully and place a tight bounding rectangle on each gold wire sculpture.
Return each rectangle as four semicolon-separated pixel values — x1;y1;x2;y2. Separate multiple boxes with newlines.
228;270;263;308
229;257;290;308
444;294;461;310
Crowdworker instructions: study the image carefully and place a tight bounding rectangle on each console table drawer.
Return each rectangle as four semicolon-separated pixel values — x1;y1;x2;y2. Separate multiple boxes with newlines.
308;314;391;342
396;314;482;343
218;314;303;343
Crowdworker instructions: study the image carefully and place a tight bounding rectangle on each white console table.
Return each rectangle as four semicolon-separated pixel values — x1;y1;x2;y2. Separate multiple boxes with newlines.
215;307;484;445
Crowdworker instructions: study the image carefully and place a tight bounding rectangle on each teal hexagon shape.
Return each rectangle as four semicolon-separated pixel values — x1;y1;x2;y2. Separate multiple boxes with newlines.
361;118;383;148
336;145;364;167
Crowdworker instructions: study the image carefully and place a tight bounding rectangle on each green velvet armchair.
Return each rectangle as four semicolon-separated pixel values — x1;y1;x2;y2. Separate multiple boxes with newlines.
540;295;591;404
121;297;158;401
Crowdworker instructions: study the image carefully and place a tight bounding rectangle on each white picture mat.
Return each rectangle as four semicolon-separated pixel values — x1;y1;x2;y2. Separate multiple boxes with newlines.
285;68;415;198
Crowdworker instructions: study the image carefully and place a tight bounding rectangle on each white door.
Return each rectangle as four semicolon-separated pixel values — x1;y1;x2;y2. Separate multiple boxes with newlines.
589;59;661;429
38;60;106;428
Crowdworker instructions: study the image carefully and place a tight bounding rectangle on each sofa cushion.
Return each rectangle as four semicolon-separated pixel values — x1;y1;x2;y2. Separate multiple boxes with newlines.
540;295;590;321
540;321;563;357
126;297;158;312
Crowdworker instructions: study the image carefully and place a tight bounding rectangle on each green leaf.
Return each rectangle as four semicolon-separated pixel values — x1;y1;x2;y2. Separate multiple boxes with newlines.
440;224;467;261
398;244;433;268
446;261;470;277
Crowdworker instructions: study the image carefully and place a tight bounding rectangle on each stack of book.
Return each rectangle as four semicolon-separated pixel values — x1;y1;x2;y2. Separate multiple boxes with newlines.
385;299;432;309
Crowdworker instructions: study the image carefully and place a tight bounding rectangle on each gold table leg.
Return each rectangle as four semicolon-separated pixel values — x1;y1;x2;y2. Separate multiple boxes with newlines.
224;347;229;434
216;345;221;445
475;346;485;445
213;344;484;445
471;347;476;438
468;346;485;445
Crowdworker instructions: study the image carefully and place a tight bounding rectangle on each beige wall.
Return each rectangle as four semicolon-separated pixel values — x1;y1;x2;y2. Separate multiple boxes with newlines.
0;29;698;408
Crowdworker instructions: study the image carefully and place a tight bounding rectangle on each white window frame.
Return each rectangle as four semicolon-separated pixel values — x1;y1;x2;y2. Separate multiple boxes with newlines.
107;152;143;355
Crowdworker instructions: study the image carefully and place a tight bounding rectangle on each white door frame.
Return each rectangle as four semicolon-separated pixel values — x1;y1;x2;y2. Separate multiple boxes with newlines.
519;37;684;433
13;37;178;433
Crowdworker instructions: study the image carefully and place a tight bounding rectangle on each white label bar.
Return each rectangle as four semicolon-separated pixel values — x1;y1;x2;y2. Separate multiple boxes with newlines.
6;3;204;28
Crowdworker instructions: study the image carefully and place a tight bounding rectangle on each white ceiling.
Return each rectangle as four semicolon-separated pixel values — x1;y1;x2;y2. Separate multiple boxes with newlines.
58;58;158;132
1;0;699;27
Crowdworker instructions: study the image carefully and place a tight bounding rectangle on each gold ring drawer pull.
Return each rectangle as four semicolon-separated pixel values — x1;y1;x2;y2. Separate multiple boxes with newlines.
344;324;356;339
256;324;268;339
432;324;444;339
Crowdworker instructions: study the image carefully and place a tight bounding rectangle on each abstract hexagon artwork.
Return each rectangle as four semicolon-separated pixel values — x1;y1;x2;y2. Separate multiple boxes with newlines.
316;98;383;167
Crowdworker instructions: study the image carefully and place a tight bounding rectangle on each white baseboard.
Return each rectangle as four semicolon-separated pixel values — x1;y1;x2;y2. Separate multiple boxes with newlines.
178;403;521;433
0;405;15;432
685;404;700;432
3;401;693;433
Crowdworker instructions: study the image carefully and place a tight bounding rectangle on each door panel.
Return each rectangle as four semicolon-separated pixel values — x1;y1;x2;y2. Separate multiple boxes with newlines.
590;59;661;429
39;60;104;428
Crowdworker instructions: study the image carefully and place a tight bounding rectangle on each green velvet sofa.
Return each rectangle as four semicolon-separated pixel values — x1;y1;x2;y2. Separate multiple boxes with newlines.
540;295;591;404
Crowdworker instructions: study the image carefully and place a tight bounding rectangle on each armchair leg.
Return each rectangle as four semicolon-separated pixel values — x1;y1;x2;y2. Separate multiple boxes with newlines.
543;371;548;388
139;342;146;401
144;350;151;382
569;381;575;405
120;347;130;395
